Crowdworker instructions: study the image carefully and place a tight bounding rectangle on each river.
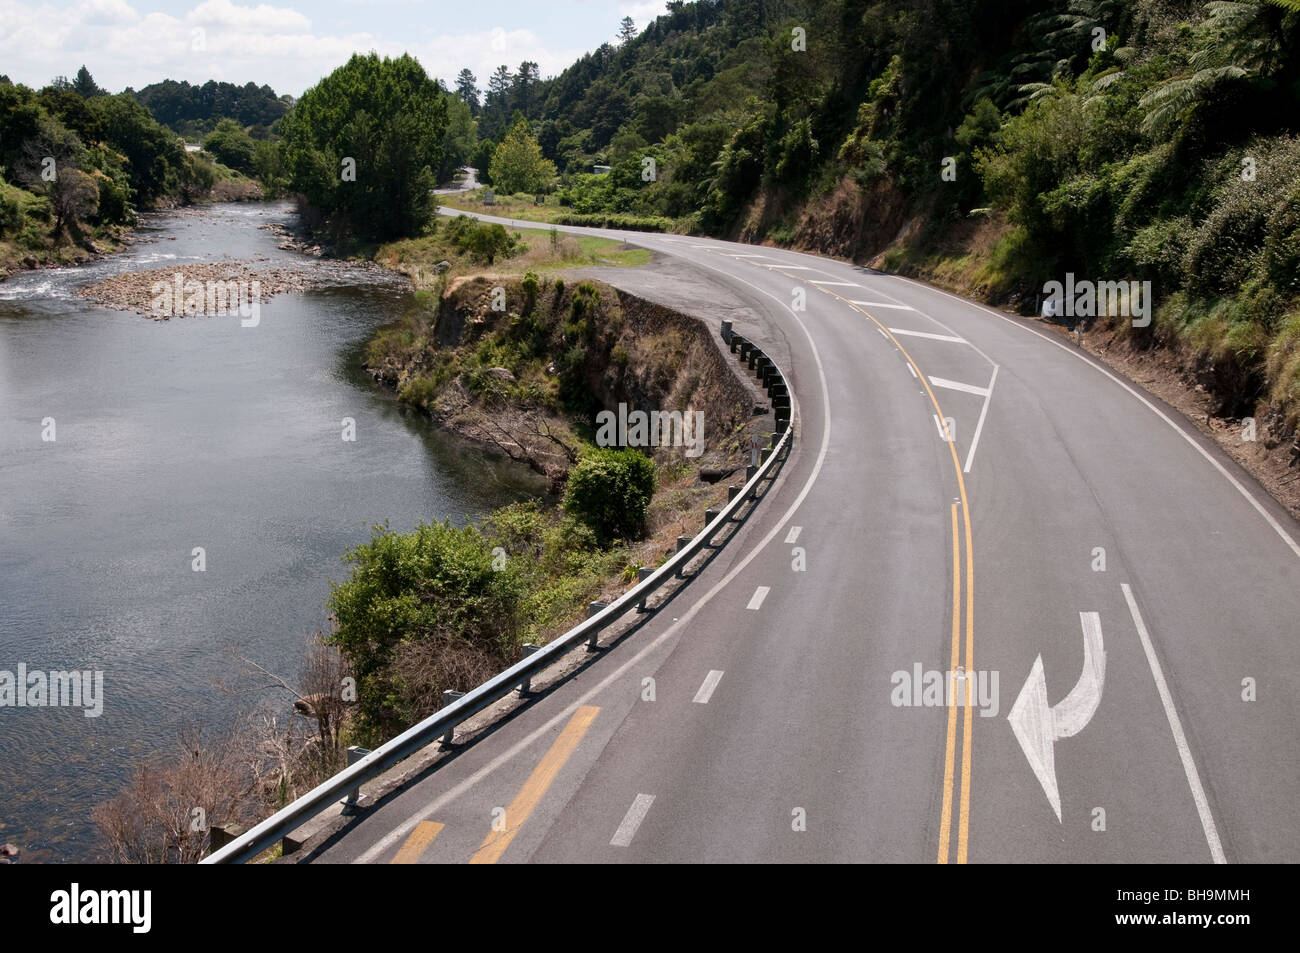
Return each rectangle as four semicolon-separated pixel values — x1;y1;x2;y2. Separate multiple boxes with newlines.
0;201;542;861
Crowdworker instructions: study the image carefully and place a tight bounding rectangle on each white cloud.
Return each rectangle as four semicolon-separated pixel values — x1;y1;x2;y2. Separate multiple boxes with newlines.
420;27;586;88
189;0;310;33
0;0;614;97
74;0;138;24
618;1;667;24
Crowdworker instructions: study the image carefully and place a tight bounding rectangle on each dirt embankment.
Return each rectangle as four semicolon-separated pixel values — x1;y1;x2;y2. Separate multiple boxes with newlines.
366;274;772;495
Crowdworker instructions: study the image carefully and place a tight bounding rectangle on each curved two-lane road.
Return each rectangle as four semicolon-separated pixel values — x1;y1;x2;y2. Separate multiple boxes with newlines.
310;211;1300;864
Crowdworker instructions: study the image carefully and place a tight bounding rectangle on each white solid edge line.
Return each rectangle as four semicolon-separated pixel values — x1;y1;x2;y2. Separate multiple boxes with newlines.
693;670;725;704
963;365;999;474
746;586;771;610
353;243;836;865
1121;583;1227;864
610;793;656;847
928;375;990;397
883;277;1300;562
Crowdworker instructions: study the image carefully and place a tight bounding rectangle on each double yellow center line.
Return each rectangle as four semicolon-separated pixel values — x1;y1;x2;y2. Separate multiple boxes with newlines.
760;267;978;863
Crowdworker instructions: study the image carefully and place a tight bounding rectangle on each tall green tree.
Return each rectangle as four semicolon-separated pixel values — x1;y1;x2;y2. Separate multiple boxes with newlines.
455;68;480;115
72;66;102;98
512;60;540;115
202;118;256;173
281;52;447;241
489;117;557;194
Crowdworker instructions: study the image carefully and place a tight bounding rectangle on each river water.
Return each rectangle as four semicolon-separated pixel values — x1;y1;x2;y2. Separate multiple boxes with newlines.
0;202;541;861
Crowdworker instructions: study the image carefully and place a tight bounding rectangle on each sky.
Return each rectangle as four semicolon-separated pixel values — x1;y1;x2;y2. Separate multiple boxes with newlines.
0;0;670;97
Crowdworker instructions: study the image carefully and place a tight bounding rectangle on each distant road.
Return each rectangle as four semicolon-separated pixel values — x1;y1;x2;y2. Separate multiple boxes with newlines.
433;166;478;194
311;210;1300;864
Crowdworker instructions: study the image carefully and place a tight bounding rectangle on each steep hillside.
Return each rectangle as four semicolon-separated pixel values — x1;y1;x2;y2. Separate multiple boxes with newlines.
479;0;1300;457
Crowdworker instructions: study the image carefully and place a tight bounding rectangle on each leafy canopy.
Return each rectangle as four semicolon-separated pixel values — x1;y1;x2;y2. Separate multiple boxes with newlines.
282;52;447;241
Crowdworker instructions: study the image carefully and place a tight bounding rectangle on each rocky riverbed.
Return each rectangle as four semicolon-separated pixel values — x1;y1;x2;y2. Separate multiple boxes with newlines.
76;262;322;319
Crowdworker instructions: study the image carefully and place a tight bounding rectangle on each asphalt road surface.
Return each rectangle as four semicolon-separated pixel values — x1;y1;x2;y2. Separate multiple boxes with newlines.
310;211;1300;864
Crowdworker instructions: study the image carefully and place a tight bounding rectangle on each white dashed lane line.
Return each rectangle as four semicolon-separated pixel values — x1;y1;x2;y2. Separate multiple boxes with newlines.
610;794;656;847
693;670;725;704
784;525;802;544
747;586;771;610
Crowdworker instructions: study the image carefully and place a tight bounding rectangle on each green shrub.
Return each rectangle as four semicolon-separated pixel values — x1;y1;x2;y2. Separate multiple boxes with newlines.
553;212;672;232
326;519;523;739
521;270;539;311
562;446;656;544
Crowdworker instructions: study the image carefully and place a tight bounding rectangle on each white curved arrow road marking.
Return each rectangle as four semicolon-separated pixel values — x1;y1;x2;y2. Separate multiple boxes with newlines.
1008;612;1106;822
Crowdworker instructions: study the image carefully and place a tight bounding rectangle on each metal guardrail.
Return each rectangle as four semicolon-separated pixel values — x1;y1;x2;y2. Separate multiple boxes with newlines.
203;321;793;864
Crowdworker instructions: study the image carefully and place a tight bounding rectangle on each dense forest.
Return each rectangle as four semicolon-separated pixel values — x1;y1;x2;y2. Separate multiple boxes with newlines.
4;0;1299;434
0;66;261;270
128;79;293;141
450;0;1300;437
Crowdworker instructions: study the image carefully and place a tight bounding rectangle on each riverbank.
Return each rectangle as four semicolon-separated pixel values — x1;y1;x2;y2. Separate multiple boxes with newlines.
1;199;544;862
0;179;269;283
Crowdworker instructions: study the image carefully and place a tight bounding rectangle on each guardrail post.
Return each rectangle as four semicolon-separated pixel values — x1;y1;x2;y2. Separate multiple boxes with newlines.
748;348;762;370
720;320;733;345
676;536;691;577
636;568;654;611
746;464;758;498
209;823;241;853
727;485;739;504
343;746;371;812
518;643;541;694
587;602;609;649
441;691;465;745
730;334;745;354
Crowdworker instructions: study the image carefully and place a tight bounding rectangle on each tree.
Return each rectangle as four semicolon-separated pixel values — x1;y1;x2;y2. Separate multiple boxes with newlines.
489;117;557;194
89;93;188;202
48;166;99;234
439;93;477;182
72;66;102;98
253;138;288;195
512;61;539;115
482;64;513;139
618;16;637;44
280;52;447;241
203;118;256;173
487;64;513;107
455;68;480;115
15;118;99;235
